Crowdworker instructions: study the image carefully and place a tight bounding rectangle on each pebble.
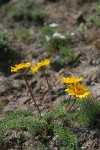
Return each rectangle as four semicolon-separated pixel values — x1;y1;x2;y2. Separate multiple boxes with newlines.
3;102;17;114
17;96;30;104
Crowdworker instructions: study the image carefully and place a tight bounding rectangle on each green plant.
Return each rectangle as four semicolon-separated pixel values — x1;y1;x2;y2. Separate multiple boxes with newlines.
84;15;100;27
51;101;76;121
84;4;100;27
36;141;47;150
77;97;100;128
76;24;86;37
0;109;52;147
40;25;73;47
54;125;78;149
39;25;58;42
84;14;94;22
0;110;39;146
0;102;79;149
48;36;66;51
93;17;100;27
95;4;100;15
0;31;18;64
40;26;76;66
43;33;73;52
6;1;27;20
59;46;76;66
16;27;30;41
30;5;47;25
6;0;47;24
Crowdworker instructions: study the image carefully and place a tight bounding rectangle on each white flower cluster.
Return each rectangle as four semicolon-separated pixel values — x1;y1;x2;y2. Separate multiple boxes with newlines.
45;35;50;41
49;23;59;27
52;32;65;39
45;23;65;41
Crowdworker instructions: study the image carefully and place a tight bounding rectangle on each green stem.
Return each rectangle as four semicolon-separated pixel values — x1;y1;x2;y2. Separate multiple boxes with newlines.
67;98;76;112
23;74;41;115
43;71;52;110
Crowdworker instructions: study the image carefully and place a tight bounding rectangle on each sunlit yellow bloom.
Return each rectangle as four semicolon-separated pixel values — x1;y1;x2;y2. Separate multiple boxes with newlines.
31;59;50;73
11;62;31;73
65;83;90;98
61;76;83;84
31;66;39;72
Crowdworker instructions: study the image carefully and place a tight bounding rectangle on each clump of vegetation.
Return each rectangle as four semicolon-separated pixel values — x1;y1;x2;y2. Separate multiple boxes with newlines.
30;4;47;25
0;30;22;75
6;0;47;25
0;102;79;149
40;25;76;66
54;125;78;149
16;27;30;41
0;31;20;68
84;3;100;27
6;1;27;21
39;25;58;40
77;97;100;129
59;46;76;66
95;4;100;15
40;25;73;48
2;97;99;149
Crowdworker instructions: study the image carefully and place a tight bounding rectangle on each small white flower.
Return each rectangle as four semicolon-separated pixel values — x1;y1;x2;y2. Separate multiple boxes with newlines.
53;32;65;39
49;23;59;27
45;35;50;41
59;35;65;39
70;32;75;36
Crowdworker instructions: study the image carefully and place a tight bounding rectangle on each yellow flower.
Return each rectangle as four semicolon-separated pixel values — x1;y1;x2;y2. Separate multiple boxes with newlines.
61;76;83;84
31;59;50;73
65;83;90;98
11;62;31;73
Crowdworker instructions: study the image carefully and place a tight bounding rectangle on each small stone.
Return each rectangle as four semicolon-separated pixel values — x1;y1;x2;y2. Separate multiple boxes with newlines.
30;79;37;89
90;83;100;97
3;102;17;114
17;96;30;104
17;105;28;111
93;39;100;49
34;84;41;93
58;69;65;75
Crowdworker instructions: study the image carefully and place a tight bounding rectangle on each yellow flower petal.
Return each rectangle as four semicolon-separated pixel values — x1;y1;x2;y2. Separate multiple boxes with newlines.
65;83;90;99
11;62;31;73
61;76;83;84
31;59;50;73
31;66;39;72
